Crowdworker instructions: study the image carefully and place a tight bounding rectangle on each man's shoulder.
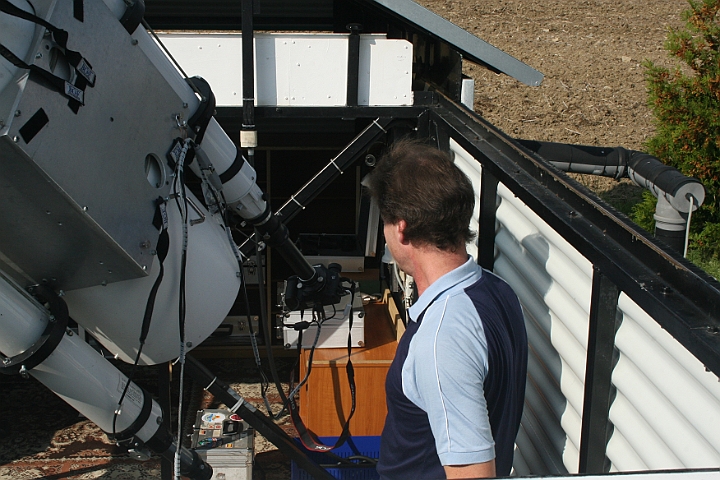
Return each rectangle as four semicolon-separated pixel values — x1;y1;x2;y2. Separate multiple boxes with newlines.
465;269;519;301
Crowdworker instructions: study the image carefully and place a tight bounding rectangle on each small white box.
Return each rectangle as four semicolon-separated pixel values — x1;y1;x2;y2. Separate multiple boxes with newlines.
282;291;365;349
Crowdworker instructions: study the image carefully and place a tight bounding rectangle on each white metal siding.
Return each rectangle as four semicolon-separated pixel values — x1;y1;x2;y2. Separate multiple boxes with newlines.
609;294;720;471
495;182;592;475
451;139;482;260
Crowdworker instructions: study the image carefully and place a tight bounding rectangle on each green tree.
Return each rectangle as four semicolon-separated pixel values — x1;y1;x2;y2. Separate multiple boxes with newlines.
636;0;720;274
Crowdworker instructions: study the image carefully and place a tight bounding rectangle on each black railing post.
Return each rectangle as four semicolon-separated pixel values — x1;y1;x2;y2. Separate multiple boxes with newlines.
346;23;362;106
479;171;499;270
579;267;621;473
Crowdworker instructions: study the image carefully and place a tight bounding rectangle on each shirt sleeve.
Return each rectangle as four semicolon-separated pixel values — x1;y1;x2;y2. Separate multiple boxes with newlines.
402;294;496;466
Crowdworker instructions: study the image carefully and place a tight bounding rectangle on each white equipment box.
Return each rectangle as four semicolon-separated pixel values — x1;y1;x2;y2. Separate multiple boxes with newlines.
282;290;365;349
191;409;254;480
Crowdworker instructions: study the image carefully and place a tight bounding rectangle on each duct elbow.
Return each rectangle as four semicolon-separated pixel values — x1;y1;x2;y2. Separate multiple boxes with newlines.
627;151;705;213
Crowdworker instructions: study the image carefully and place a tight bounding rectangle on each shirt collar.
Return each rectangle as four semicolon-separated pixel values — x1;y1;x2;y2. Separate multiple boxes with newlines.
407;256;482;323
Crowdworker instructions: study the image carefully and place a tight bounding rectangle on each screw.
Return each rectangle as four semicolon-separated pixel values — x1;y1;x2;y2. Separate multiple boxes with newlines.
48;315;56;323
186;342;193;347
2;357;11;365
15;110;21;117
66;328;74;336
157;417;163;425
19;365;29;379
131;39;138;45
35;52;42;59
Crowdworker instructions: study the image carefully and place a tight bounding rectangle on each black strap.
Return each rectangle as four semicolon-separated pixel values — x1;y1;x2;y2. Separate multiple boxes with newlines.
109;383;154;442
140;198;170;345
73;0;83;22
0;0;96;86
219;148;244;184
0;42;84;109
289;282;357;452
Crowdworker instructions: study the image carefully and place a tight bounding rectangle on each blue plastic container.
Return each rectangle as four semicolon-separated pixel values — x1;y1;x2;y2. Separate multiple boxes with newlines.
290;436;380;480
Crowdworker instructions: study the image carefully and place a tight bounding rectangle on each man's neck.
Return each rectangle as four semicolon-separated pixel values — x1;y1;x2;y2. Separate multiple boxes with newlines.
409;247;468;297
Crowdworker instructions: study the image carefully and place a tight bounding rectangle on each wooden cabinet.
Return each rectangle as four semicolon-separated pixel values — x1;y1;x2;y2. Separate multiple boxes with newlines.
298;301;397;437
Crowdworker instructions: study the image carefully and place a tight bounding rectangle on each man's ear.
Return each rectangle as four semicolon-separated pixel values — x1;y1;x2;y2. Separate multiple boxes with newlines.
397;220;410;245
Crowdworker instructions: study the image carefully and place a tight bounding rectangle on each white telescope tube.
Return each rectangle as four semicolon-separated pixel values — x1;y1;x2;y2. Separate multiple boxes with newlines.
0;277;161;440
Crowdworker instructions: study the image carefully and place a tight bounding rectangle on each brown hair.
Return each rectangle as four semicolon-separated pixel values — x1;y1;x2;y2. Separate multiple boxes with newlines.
366;138;476;252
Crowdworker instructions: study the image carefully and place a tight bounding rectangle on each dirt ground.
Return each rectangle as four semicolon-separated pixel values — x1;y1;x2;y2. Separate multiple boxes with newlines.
416;0;688;199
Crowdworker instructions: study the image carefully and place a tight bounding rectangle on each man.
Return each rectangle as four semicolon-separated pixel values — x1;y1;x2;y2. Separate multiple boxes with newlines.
366;139;528;479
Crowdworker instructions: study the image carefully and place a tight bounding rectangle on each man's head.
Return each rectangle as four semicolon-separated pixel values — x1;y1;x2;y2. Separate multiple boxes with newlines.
366;138;476;253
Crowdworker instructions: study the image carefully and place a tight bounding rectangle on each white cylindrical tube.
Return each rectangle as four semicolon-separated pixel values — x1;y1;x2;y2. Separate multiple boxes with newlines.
0;277;161;441
198;119;267;220
0;276;49;357
31;331;162;439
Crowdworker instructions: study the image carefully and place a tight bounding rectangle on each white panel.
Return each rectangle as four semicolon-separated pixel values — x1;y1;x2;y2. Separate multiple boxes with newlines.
271;34;348;106
450;139;482;260
156;33;412;107
608;294;720;470
358;38;413;106
154;33;246;106
461;77;475;111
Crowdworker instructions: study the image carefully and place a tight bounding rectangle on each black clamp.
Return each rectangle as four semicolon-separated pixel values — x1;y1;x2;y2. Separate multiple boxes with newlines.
186;76;216;145
120;0;146;34
0;285;70;376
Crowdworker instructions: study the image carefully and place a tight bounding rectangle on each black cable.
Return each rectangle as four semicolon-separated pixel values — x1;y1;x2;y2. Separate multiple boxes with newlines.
255;230;293;417
110;197;171;442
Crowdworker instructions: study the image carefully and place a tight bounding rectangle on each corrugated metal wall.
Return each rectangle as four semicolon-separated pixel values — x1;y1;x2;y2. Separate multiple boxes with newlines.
449;139;720;476
609;294;720;471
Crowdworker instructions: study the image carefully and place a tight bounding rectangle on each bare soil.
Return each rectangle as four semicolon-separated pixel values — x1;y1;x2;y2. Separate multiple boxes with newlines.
416;0;687;201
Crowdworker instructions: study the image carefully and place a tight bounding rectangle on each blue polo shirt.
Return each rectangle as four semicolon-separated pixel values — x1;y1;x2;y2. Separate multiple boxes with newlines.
377;258;527;479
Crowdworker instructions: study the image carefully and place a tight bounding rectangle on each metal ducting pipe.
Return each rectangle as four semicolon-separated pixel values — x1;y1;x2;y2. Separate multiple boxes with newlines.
516;140;706;254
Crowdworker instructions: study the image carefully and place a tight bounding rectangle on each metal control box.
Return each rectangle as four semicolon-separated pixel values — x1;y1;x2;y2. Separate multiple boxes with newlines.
191;409;254;480
282;290;365;349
